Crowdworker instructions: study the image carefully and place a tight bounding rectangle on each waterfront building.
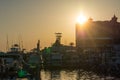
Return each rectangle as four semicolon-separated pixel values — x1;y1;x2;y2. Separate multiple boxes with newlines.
76;15;120;50
76;15;120;65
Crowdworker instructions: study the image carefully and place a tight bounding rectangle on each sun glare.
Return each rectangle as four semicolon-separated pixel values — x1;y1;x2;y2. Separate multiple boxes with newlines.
77;13;87;25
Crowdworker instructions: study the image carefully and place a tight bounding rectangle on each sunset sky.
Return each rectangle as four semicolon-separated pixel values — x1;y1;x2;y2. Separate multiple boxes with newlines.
0;0;120;51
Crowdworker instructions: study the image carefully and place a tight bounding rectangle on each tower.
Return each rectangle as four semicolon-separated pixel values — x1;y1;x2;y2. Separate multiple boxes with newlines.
53;33;62;46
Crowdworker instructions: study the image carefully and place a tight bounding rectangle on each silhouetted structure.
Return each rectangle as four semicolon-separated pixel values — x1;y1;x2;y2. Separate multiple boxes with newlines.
37;40;40;52
76;15;120;75
53;33;62;47
76;15;120;51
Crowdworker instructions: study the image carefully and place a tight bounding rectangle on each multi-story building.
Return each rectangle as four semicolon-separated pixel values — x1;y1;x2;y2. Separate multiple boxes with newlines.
76;15;120;66
76;15;120;51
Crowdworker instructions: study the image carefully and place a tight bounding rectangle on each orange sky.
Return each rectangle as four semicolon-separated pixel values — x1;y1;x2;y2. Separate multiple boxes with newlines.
0;0;120;51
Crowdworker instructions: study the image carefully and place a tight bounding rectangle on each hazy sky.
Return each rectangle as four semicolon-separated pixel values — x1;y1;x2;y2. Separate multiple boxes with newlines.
0;0;120;51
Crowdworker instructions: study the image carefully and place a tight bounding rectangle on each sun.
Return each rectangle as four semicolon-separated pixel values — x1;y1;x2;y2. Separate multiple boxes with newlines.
77;13;87;25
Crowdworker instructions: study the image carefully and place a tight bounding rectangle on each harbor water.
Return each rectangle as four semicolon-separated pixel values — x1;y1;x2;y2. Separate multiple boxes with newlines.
15;69;118;80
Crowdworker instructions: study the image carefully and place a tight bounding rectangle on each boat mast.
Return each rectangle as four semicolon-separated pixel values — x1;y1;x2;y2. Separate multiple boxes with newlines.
6;35;9;52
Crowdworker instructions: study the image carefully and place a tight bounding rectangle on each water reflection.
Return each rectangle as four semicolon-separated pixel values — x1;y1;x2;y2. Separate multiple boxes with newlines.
61;70;78;80
41;69;102;80
17;69;116;80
